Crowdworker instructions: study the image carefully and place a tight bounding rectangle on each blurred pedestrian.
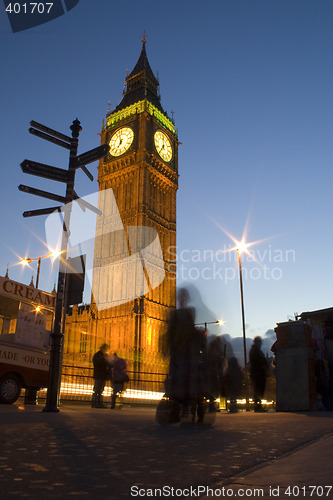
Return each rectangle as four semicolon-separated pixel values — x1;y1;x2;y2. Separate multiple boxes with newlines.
249;336;269;412
223;356;244;413
91;343;110;408
206;335;225;411
166;288;207;422
109;353;128;409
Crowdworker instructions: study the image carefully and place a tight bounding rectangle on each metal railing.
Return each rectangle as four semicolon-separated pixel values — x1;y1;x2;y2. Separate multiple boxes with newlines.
33;365;276;408
38;365;168;404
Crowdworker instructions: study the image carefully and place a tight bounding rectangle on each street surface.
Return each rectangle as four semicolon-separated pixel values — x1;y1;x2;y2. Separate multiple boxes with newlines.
0;403;332;498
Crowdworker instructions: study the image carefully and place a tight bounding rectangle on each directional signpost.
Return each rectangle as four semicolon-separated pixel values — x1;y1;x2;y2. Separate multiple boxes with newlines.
21;160;69;183
75;143;110;167
23;207;62;218
19;119;110;412
30;120;72;143
29;127;72;150
74;143;110;181
73;190;102;216
18;184;66;204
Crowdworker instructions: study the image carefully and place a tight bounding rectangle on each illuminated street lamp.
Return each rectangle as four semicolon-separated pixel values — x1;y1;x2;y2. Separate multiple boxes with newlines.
236;240;248;371
195;320;222;335
20;250;61;289
210;218;268;410
236;238;250;410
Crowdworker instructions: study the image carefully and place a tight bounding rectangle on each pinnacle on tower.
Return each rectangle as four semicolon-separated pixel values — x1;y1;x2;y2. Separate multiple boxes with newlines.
110;38;166;116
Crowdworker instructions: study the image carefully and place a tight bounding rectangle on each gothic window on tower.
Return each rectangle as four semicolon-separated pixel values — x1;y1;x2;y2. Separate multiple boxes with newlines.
79;330;87;353
125;182;128;211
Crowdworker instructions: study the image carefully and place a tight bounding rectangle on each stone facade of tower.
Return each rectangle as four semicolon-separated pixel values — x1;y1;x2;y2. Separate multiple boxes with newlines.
63;42;178;376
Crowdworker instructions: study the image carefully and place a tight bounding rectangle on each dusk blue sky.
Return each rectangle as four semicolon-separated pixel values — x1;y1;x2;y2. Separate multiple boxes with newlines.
1;1;332;339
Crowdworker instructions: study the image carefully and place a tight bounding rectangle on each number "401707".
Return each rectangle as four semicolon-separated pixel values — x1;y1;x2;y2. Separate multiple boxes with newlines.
6;3;53;14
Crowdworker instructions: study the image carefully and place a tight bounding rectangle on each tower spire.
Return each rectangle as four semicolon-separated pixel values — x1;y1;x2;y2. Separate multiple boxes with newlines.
110;35;167;117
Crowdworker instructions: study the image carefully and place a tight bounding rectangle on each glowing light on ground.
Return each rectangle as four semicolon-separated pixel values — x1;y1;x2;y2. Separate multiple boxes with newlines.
38;383;165;402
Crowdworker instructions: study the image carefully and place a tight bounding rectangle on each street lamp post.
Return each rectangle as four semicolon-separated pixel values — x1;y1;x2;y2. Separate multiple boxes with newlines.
237;243;250;410
195;320;221;335
36;257;41;288
20;251;61;289
215;226;264;411
237;247;247;373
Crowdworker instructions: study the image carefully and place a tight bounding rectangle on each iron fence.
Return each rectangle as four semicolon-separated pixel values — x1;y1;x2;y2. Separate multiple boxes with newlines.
36;364;168;404
33;365;276;409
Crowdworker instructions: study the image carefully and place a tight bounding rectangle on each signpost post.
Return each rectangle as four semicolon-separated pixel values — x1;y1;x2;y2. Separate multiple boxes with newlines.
19;118;110;412
43;118;81;412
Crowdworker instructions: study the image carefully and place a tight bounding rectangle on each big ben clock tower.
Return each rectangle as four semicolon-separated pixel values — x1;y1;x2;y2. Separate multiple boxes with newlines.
91;37;179;374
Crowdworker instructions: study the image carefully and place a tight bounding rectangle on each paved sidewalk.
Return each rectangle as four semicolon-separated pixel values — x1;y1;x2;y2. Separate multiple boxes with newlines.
1;403;332;498
200;434;333;498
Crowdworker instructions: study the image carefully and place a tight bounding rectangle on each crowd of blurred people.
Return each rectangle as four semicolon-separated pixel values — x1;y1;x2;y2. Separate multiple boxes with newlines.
164;287;271;420
91;286;272;416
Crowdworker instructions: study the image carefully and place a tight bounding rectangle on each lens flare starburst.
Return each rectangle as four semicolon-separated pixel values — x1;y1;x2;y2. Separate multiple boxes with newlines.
208;216;272;265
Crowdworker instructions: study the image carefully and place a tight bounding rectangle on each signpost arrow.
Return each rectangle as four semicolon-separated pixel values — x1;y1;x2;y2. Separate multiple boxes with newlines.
75;143;110;167
23;206;62;218
30;121;72;143
80;166;94;182
73;190;102;215
21;160;69;183
29;127;72;150
18;184;66;204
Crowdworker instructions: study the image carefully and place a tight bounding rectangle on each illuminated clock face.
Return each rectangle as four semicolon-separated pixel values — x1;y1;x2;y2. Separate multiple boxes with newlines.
109;127;134;156
154;130;173;162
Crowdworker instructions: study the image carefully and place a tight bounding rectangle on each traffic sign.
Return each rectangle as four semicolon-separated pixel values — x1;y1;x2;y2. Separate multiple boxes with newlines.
30;121;72;144
75;143;110;167
21;160;69;183
18;184;66;204
23;207;62;218
29;127;72;150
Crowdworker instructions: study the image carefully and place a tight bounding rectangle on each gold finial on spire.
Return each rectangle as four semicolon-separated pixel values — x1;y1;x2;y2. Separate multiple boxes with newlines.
142;31;147;46
123;68;129;95
106;100;111;115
